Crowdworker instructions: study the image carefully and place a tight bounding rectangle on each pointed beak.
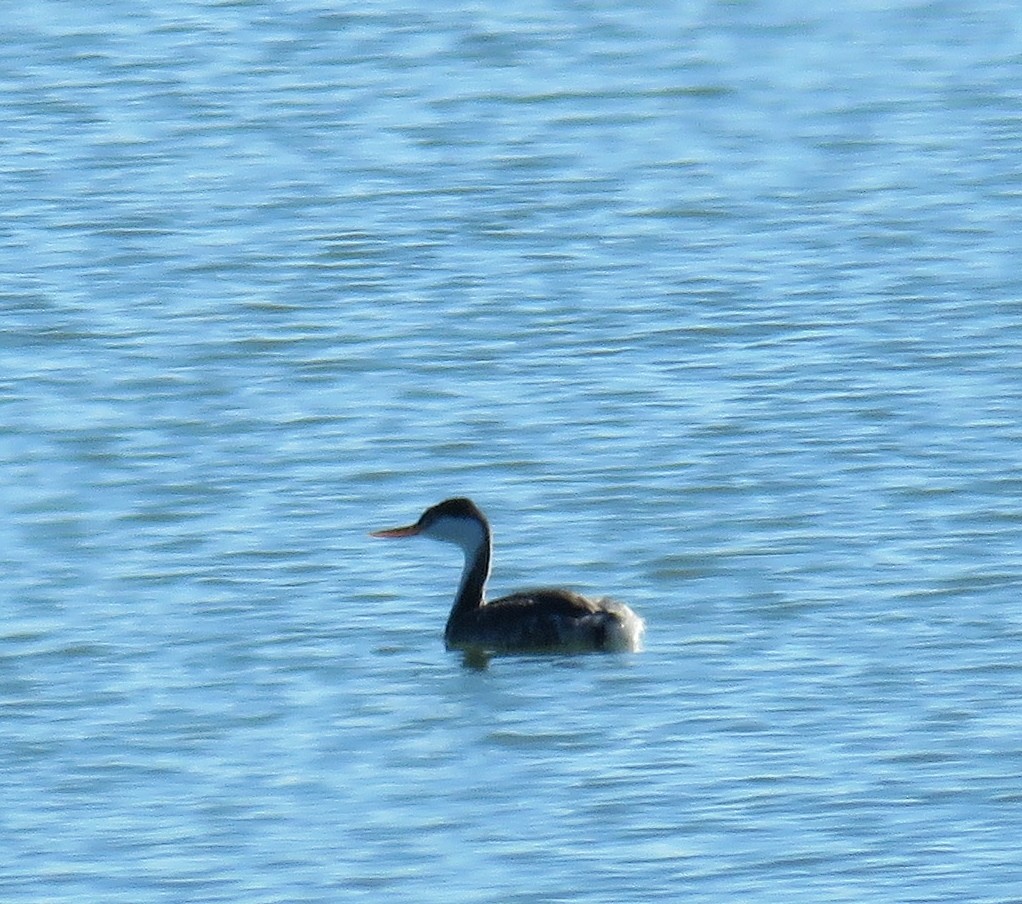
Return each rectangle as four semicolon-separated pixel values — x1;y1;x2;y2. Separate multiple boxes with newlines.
370;523;421;539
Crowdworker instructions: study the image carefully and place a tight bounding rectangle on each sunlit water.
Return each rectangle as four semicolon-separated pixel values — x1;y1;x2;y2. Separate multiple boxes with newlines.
3;2;1022;901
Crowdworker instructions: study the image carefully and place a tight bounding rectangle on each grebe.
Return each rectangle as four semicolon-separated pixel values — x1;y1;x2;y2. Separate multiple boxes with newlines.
371;498;644;654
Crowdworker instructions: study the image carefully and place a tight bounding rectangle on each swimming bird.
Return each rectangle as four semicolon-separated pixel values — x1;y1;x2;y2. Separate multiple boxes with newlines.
371;497;644;654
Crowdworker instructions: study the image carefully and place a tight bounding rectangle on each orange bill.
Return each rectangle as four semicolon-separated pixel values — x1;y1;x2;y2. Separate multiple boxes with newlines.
369;523;421;538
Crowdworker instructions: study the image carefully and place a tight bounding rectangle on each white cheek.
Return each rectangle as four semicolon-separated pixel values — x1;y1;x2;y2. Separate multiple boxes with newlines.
424;516;486;553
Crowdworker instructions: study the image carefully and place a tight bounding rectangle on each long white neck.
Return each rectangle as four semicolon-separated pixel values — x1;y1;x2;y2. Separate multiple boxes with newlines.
420;514;492;618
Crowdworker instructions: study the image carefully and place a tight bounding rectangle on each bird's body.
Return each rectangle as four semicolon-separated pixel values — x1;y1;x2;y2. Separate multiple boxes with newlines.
371;497;644;654
444;586;643;653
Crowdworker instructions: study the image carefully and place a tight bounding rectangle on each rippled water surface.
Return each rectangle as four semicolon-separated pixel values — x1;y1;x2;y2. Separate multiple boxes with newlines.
4;2;1022;901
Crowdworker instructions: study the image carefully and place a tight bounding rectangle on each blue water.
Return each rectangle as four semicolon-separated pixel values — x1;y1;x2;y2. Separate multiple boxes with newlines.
4;1;1022;901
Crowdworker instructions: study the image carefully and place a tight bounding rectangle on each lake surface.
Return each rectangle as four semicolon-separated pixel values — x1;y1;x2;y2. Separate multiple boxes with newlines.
3;1;1022;901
